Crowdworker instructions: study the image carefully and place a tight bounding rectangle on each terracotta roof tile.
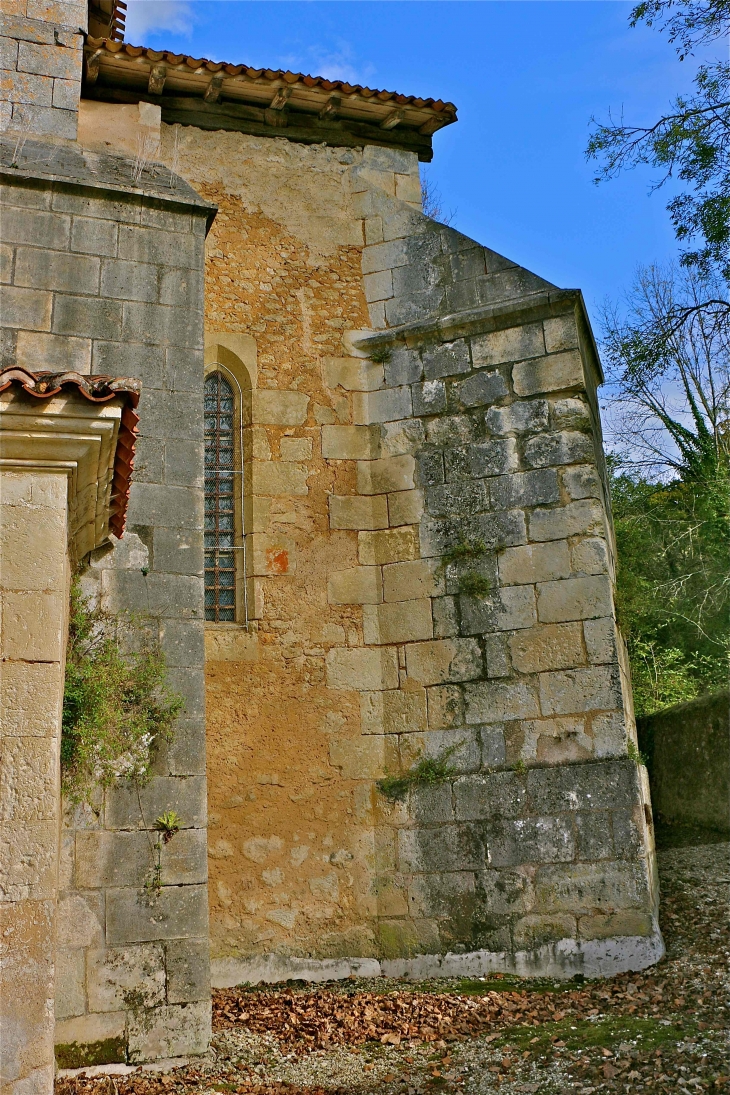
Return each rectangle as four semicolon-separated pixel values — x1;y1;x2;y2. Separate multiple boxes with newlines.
85;37;457;115
0;368;140;539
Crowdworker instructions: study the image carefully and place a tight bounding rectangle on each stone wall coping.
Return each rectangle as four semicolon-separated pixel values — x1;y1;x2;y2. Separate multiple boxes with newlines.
0;367;140;538
0;387;127;559
0;136;217;229
352;287;605;385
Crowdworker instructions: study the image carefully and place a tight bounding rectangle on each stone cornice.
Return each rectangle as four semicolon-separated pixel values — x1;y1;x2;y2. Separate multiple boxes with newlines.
353;288;605;385
0;391;125;561
0;136;217;231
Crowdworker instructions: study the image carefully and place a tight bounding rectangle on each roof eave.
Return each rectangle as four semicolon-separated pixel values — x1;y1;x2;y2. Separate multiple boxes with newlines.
83;38;457;162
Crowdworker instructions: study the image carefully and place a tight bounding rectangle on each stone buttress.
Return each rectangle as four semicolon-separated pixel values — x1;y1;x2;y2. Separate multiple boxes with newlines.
339;169;663;976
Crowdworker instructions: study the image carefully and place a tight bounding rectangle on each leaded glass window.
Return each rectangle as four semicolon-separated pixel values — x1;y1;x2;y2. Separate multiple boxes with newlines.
204;371;237;622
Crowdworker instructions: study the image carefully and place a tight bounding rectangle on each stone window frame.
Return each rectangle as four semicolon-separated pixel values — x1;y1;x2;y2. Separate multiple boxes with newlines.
204;338;255;629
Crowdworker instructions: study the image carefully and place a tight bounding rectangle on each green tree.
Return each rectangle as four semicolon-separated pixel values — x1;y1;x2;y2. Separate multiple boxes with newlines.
610;466;729;714
601;263;729;714
589;3;730;710
601;263;729;477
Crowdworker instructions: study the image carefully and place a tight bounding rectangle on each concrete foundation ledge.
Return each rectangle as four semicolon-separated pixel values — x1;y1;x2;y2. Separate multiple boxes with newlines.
212;954;382;987
57;1059;190;1079
212;929;664;987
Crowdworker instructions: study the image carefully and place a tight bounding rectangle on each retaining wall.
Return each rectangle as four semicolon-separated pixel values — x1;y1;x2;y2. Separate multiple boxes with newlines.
637;691;730;834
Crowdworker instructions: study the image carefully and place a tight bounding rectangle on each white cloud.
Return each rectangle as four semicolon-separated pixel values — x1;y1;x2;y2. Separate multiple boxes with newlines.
124;1;194;42
278;41;376;86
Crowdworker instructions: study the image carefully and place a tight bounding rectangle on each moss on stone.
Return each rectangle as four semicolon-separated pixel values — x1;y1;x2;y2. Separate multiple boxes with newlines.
55;1036;127;1068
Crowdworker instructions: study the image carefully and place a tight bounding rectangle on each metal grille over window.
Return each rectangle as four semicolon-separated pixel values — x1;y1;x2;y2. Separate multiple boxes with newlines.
204;372;237;622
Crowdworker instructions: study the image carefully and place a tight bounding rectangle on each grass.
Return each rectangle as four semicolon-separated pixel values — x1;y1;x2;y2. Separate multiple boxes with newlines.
227;972;589;998
626;739;649;766
494;1015;693;1055
369;345;392;364
458;572;492;598
452;976;579;996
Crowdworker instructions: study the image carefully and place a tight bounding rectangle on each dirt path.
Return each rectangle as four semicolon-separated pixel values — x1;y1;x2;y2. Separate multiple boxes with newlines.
58;841;730;1094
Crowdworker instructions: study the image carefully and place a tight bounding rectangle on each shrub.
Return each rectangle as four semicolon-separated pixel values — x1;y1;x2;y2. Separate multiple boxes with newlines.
61;579;184;804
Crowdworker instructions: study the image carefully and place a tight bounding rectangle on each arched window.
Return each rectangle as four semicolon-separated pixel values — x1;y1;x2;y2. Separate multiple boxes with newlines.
204;371;239;622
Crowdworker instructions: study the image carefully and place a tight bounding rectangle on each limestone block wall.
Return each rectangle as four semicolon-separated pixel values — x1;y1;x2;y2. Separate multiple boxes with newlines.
0;0;86;139
347;310;660;974
160;123;660;982
0;468;69;1095
0;136;215;1064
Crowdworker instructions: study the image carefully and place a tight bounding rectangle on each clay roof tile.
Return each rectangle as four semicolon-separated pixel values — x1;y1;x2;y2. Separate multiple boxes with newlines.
84;37;457;116
0;367;141;539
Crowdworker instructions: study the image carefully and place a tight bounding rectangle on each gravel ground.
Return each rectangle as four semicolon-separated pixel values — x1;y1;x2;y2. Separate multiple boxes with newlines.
58;840;730;1095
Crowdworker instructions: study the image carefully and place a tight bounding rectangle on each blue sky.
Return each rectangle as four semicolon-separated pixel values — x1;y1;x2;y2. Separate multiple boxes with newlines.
124;1;705;320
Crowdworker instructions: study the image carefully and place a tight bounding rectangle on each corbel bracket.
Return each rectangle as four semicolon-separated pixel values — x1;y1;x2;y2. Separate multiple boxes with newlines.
148;64;167;95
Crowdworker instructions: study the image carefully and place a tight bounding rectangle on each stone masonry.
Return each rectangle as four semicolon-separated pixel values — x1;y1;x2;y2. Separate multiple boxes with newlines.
0;131;215;1067
0;8;664;1070
151;125;662;987
0;383;133;1095
1;462;72;1095
342;174;662;975
0;0;87;139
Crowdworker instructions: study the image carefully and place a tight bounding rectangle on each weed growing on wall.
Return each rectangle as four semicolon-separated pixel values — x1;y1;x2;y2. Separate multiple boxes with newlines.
377;744;461;801
143;812;184;899
368;345;392;364
441;537;487;566
61;578;184;804
626;739;649;767
154;810;182;842
440;538;492;598
459;572;492;598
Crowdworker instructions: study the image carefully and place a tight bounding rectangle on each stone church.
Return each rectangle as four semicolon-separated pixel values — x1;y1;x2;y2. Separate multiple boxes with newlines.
0;1;662;1086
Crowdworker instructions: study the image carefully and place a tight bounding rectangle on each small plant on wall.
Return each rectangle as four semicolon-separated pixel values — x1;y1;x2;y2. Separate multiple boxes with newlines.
376;744;462;801
144;811;184;899
61;578;184;804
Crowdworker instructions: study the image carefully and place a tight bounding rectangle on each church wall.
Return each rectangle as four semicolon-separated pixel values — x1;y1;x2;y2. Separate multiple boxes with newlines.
334;185;662;976
0;465;69;1095
0;0;86;139
163;125;661;983
160;127;414;975
0;140;214;1064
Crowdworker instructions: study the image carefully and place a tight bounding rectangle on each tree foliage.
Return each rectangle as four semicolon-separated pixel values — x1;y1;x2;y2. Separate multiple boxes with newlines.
590;2;730;713
610;466;729;715
631;0;730;60
62;579;184;804
588;0;730;288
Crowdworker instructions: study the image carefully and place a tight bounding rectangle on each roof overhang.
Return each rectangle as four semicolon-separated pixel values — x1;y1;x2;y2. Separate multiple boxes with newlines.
88;0;126;41
0;369;140;555
82;38;457;162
